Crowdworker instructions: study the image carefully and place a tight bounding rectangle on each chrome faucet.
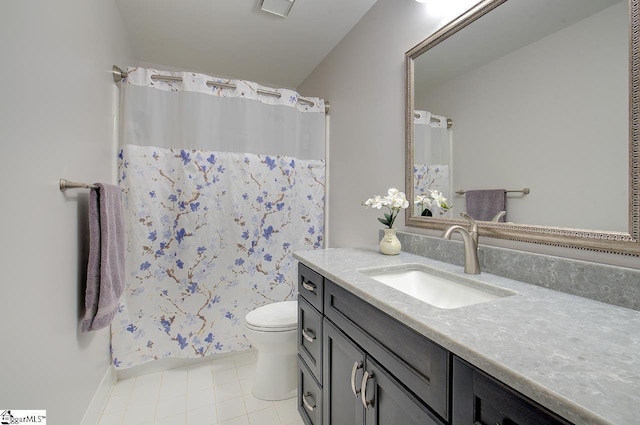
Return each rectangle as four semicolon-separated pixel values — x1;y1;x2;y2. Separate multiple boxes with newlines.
442;213;480;275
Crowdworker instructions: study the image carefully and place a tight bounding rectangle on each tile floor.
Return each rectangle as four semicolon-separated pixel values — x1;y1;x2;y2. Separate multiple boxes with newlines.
97;350;304;425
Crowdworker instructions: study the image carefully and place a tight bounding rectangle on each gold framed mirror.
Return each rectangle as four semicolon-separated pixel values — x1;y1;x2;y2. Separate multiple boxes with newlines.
405;0;640;256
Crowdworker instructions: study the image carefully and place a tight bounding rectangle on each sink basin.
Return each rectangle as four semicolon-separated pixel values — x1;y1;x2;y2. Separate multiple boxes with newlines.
359;265;513;309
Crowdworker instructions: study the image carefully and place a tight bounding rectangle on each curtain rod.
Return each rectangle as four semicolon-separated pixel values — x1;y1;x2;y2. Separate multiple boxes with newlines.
112;65;330;113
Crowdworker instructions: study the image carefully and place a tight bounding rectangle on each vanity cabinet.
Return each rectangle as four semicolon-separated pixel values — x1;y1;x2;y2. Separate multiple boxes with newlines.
452;357;572;425
323;318;444;425
297;263;448;425
323;277;449;422
298;262;574;425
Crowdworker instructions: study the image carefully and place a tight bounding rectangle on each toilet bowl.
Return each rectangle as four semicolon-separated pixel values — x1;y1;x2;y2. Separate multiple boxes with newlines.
244;300;298;400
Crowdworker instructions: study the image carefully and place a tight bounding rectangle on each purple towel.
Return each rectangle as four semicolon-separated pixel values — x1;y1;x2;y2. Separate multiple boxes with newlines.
465;189;506;222
81;184;125;333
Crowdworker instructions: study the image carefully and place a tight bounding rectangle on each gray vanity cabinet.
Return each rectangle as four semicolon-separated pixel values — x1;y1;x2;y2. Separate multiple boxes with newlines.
297;263;448;425
298;262;574;425
323;318;443;425
452;357;572;425
323;278;449;422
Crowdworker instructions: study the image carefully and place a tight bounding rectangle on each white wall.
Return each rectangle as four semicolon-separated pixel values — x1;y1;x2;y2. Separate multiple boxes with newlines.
299;0;477;248
299;0;639;269
420;3;628;231
0;1;135;423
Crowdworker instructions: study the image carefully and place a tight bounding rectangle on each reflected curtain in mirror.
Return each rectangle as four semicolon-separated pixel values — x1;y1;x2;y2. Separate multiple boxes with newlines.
413;110;453;217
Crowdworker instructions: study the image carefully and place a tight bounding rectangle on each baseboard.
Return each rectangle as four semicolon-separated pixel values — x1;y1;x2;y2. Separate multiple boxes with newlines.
79;366;116;425
116;349;257;380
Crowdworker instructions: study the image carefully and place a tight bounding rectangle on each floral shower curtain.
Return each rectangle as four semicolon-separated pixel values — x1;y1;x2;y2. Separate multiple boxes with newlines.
111;67;325;369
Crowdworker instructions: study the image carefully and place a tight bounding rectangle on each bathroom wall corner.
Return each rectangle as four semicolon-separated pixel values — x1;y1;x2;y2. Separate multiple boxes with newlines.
79;366;117;425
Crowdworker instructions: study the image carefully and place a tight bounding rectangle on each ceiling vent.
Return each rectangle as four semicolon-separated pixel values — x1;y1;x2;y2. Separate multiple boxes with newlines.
259;0;295;18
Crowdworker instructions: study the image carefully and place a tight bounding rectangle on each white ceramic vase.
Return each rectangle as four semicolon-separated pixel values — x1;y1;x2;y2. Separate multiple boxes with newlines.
379;228;401;255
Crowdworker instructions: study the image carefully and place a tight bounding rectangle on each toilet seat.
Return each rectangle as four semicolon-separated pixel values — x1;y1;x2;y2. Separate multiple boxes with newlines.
245;301;298;332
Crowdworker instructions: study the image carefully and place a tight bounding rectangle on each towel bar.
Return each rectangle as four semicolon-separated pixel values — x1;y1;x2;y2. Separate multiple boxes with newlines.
59;179;98;191
455;188;530;196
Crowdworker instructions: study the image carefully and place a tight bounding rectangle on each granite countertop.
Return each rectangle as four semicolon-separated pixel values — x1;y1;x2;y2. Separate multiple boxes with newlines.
293;247;640;425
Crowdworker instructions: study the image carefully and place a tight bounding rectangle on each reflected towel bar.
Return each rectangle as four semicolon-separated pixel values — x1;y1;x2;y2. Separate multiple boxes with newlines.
59;179;98;191
455;188;530;196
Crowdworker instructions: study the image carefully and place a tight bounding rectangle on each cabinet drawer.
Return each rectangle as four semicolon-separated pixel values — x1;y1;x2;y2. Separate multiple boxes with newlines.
324;279;449;421
452;357;573;425
298;355;323;425
299;263;324;312
298;296;323;384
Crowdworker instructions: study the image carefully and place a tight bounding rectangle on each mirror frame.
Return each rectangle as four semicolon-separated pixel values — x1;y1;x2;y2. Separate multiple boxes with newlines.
405;0;640;256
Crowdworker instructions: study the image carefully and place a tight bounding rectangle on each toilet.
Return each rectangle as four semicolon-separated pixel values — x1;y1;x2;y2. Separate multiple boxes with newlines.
244;300;298;400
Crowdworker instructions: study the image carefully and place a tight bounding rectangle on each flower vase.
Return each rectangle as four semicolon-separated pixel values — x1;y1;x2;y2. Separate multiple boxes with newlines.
379;228;401;255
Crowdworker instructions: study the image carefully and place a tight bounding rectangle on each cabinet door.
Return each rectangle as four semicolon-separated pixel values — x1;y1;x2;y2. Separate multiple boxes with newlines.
324;279;449;420
452;357;572;425
362;357;444;425
323;319;365;425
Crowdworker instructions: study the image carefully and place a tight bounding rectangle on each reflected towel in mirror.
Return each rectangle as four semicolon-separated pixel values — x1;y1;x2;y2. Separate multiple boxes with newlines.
465;189;506;222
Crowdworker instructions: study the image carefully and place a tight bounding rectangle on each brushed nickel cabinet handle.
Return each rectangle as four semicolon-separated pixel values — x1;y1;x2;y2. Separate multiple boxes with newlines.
350;361;363;396
361;371;374;409
302;280;316;292
302;392;316;412
302;328;316;343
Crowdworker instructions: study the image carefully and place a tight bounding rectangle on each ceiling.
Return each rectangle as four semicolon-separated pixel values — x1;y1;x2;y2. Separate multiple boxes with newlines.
114;0;378;89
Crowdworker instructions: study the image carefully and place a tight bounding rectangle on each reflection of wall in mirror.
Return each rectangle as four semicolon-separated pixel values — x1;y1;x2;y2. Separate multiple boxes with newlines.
415;2;627;232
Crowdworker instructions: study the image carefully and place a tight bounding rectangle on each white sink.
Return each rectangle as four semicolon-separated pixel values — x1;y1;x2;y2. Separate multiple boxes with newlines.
359;265;513;309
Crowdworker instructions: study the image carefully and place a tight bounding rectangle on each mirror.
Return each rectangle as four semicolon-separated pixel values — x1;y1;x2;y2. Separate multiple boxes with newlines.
405;0;640;256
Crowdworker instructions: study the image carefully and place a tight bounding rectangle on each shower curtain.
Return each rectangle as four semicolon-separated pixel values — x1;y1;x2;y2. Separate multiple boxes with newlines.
111;67;326;369
414;110;452;217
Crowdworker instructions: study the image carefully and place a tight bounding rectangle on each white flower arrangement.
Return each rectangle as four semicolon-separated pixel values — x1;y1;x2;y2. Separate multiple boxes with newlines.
363;188;409;229
415;190;452;217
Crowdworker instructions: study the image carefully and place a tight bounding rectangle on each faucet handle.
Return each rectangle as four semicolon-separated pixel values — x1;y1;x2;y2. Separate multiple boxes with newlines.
460;212;478;232
491;210;506;222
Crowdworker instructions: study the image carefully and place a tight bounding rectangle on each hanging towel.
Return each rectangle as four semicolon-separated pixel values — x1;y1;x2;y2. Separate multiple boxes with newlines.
465;189;506;222
81;184;125;333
